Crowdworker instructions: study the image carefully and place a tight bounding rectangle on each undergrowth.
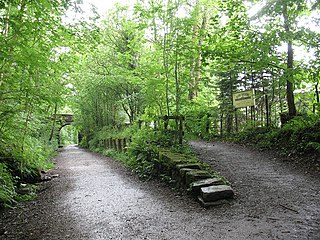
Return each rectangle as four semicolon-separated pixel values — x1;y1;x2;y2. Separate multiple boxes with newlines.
0;136;56;208
84;124;198;179
232;114;320;158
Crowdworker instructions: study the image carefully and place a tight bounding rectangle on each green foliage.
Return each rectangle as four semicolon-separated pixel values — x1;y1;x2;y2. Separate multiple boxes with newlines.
15;184;39;202
184;105;218;140
2;0;317;208
14;137;55;179
127;129;162;178
0;163;16;207
233;114;320;157
60;126;78;146
0;0;76;207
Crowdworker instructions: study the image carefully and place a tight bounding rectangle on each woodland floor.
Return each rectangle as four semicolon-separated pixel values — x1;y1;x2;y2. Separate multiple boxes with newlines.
0;141;319;240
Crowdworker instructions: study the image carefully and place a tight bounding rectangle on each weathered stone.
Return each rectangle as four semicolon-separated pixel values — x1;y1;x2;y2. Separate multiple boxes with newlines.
175;163;202;171
179;168;195;179
190;178;225;195
185;170;212;186
159;152;185;167
200;185;234;202
197;196;230;207
16;187;30;195
158;151;194;178
169;168;194;188
41;175;52;181
171;163;202;186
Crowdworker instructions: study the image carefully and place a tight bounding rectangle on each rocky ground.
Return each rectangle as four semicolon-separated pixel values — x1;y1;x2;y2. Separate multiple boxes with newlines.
0;142;319;240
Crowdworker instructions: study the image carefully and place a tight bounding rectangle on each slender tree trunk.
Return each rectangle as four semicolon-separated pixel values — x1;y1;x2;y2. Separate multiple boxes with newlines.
49;103;58;141
174;42;180;117
189;6;207;100
163;32;170;116
189;18;198;100
265;94;269;127
283;3;297;116
220;113;223;138
314;82;319;113
194;14;207;98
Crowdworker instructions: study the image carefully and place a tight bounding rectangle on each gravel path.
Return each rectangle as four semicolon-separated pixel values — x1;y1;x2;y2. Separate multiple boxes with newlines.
0;143;319;239
190;140;320;239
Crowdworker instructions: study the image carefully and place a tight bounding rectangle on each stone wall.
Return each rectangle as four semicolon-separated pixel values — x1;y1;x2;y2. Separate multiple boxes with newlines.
99;139;234;207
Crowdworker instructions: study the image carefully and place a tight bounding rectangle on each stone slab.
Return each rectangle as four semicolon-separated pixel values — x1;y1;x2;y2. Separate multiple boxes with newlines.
179;168;195;180
190;178;225;195
176;163;202;171
201;185;234;202
185;170;212;186
198;196;230;207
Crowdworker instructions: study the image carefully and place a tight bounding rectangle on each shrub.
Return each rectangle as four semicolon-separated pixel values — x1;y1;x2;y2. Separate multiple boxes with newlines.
127;129;161;178
233;114;320;157
0;163;16;207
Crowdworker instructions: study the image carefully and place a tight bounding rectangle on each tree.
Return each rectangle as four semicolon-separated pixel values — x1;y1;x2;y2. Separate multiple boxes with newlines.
0;0;77;205
251;0;320;117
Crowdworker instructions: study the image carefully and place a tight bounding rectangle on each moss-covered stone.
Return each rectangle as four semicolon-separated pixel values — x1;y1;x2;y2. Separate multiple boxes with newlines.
185;170;212;186
158;151;194;177
175;163;202;171
179;168;195;180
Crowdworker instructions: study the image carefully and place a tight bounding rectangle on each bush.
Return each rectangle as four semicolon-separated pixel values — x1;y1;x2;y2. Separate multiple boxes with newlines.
11;137;55;181
233;114;320;157
127;129;161;178
0;134;56;208
0;163;16;207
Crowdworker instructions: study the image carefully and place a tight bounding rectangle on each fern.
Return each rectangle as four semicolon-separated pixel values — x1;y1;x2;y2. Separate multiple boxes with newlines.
306;142;320;152
0;163;16;207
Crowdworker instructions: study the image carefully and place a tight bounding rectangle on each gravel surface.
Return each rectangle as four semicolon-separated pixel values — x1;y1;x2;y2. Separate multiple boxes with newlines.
0;142;319;240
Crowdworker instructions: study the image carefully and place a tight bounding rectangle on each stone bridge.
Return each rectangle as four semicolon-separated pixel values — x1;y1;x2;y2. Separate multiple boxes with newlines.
55;114;74;146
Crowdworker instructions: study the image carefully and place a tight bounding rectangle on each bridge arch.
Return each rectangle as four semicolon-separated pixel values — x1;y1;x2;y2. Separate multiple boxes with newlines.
54;114;74;146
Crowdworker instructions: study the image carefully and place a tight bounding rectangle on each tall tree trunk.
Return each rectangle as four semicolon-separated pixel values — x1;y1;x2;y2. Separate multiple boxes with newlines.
314;82;319;113
189;18;198;100
283;3;297;116
189;6;207;100
315;82;319;103
49;103;58;142
163;32;170;116
194;14;207;98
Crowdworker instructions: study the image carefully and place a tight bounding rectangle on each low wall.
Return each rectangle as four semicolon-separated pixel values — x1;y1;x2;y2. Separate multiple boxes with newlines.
156;150;234;207
99;138;128;152
99;139;234;207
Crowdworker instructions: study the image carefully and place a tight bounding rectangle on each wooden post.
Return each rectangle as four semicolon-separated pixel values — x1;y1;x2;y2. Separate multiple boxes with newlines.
235;108;238;132
118;139;122;152
164;115;168;130
178;116;183;144
265;94;269;127
123;138;127;152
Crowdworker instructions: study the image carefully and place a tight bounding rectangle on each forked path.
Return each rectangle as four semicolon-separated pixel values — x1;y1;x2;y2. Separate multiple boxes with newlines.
0;143;319;239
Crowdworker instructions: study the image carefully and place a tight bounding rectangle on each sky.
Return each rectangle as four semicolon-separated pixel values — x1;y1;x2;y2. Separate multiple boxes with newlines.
66;0;316;63
79;0;130;17
64;0;130;23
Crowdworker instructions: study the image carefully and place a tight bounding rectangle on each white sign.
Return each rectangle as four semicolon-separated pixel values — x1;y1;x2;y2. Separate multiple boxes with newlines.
233;89;255;108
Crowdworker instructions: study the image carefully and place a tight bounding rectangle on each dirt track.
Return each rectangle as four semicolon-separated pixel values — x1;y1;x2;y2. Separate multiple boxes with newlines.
0;142;319;239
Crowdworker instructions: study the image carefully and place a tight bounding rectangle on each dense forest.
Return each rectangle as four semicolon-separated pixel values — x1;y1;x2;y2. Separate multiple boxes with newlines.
1;0;319;207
